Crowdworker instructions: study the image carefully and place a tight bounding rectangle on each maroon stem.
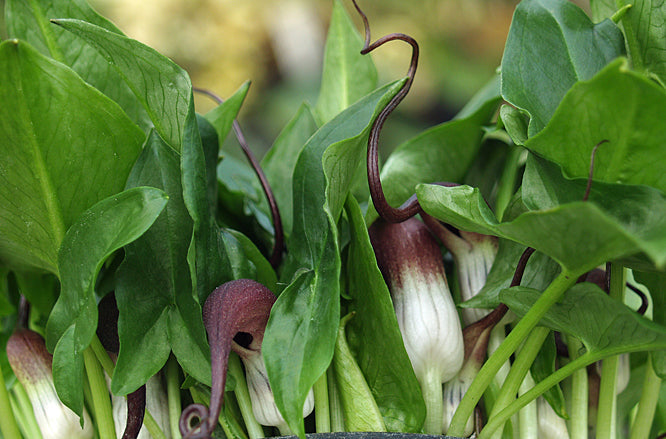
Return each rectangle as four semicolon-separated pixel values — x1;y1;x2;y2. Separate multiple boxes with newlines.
193;87;285;268
122;386;147;439
351;0;422;223
583;139;608;201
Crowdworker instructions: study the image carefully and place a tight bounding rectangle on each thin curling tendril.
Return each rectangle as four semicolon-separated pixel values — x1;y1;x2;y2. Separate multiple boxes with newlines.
351;0;421;223
193;87;285;268
179;403;212;439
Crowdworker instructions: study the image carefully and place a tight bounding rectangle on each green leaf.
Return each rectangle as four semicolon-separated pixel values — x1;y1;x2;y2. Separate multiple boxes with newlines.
522;155;666;271
620;0;666;85
227;230;277;291
216;155;272;240
314;0;377;125
502;283;666;355
333;313;387;432
45;187;167;416
416;178;666;274
204;81;250;150
501;0;624;136
264;80;403;437
261;103;319;237
368;89;500;223
499;105;528;146
0;40;145;273
112;131;210;395
52;18;192;150
531;332;567;418
589;0;617;22
524;59;666;193
5;0;151;130
181;100;266;306
344;195;426;432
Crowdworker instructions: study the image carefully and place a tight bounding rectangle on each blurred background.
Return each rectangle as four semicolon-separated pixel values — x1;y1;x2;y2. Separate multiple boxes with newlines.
0;0;591;154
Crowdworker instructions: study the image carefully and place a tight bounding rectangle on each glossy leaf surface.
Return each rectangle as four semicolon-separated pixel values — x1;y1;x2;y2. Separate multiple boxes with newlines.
314;0;377;125
524;59;666;193
5;0;151;130
45;187;167;416
264;81;403;437
0;40;144;273
501;0;624;136
113;131;210;395
52;18;192;150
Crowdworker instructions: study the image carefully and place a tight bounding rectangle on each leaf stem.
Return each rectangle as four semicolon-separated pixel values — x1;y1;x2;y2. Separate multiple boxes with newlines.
596;263;626;439
90;334;115;377
479;351;602;438
487;327;549;435
143;410;168;439
314;371;331;433
495;146;523;221
421;367;444;434
326;367;345;431
567;336;589;439
228;354;265;439
0;360;22;439
11;387;42;439
517;372;538;439
629;354;661;439
83;346;116;439
448;269;580;436
166;356;183;439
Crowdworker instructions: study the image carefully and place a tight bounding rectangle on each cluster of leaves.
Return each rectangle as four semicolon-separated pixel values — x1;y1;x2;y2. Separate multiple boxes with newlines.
1;0;666;437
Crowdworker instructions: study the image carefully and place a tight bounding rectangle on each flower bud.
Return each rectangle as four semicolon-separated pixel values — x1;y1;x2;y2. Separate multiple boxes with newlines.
6;329;94;439
369;217;464;434
421;215;498;326
369;217;464;383
240;350;314;429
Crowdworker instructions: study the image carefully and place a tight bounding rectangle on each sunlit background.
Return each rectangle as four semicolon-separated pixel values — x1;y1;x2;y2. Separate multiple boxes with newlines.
1;0;591;155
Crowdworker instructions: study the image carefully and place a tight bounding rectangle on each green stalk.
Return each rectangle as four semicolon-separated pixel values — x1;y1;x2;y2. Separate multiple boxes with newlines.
228;354;265;439
421;367;444;434
480;352;600;438
495;146;524;221
0;361;22;439
314;371;331;433
90;335;115;377
596;264;625;439
629;354;661;439
166;356;183;439
10;381;42;439
326;367;345;432
518;372;538;439
83;346;116;439
143;409;168;439
448;270;580;436
488;327;549;425
596;357;618;439
567;336;589;439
